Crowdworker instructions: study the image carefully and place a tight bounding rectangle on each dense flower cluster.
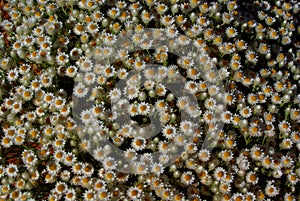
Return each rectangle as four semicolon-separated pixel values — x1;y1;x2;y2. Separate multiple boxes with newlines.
0;0;300;200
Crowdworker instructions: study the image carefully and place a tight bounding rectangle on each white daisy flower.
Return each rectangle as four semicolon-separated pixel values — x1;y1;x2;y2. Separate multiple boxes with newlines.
155;83;167;97
80;109;95;124
225;27;238;38
73;83;88;98
6;164;18;177
127;186;142;200
245;50;258;64
131;137;146;151
65;189;77;201
180;171;194;185
137;102;151;115
7;69;19;82
162;125;177;139
108;88;121;103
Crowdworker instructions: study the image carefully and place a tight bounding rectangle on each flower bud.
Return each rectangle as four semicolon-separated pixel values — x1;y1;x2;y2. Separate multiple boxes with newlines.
171;5;179;14
173;170;181;178
170;164;177;172
166;93;175;102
